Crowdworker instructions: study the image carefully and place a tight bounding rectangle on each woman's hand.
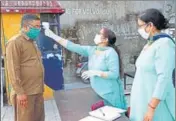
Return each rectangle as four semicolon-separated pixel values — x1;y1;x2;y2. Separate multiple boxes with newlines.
42;22;57;39
81;70;102;80
43;26;68;47
143;106;155;121
44;28;62;41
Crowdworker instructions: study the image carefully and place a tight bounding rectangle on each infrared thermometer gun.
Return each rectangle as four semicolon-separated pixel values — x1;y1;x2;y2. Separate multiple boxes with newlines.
42;22;50;29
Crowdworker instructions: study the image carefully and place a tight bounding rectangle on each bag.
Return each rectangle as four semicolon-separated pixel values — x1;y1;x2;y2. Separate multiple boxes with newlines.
153;33;175;88
91;100;104;111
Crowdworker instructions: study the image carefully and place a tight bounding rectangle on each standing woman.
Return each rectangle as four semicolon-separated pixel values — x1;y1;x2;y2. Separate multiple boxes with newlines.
44;27;127;109
130;9;175;121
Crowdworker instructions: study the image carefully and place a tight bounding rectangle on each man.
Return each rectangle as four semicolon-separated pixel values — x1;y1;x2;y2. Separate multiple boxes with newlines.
6;14;45;121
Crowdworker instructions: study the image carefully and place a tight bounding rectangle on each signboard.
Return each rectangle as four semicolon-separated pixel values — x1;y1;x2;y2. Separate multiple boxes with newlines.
1;0;65;14
1;1;59;7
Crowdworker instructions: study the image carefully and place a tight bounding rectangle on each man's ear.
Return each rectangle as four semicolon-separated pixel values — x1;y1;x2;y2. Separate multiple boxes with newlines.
22;25;29;32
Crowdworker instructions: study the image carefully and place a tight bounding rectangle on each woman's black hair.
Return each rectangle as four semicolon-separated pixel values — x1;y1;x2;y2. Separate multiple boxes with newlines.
102;28;123;78
139;8;169;30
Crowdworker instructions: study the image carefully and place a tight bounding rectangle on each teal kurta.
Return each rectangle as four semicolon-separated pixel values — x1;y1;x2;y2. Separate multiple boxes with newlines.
130;37;175;121
66;41;127;109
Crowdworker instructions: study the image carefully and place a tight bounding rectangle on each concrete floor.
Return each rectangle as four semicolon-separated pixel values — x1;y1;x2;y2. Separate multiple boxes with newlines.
1;76;133;121
1;99;61;121
1;90;131;121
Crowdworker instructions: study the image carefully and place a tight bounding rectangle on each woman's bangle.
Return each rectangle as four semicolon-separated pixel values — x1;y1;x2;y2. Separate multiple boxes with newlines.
148;103;156;110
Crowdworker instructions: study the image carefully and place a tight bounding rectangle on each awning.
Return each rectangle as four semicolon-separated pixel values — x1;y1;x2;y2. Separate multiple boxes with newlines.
1;0;65;14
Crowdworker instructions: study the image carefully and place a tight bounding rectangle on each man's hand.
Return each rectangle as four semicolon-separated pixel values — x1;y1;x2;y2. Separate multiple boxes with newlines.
17;94;28;108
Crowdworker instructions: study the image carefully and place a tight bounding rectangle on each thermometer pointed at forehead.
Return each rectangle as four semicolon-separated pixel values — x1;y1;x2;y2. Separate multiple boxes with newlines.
42;22;50;29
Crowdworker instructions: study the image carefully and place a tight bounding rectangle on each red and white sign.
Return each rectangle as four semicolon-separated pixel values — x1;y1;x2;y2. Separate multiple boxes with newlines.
1;0;65;14
1;1;58;7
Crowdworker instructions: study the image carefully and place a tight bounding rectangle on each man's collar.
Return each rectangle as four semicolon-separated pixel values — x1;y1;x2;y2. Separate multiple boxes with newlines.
20;31;30;40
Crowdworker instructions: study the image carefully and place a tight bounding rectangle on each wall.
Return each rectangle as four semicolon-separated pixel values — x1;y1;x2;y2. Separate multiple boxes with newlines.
58;1;175;83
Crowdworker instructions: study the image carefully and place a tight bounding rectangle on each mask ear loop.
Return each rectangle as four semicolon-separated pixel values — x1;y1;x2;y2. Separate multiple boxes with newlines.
20;23;29;33
147;22;154;44
100;32;108;45
22;23;32;32
146;22;153;33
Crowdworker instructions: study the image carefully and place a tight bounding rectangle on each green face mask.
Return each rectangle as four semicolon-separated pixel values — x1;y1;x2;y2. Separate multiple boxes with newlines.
26;27;40;40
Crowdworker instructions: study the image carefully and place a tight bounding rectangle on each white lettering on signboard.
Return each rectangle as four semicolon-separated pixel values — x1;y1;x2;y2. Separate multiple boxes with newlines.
44;1;46;6
13;1;17;6
21;1;23;6
28;1;31;6
36;1;39;7
39;1;43;6
17;1;21;6
26;1;28;7
31;1;35;6
1;1;57;7
5;1;8;6
46;1;49;7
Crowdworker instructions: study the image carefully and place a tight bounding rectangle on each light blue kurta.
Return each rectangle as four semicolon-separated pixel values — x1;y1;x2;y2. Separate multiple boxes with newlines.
66;41;127;109
130;37;175;121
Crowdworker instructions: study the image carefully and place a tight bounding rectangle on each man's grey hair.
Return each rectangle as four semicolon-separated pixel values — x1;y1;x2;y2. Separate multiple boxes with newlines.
21;14;40;27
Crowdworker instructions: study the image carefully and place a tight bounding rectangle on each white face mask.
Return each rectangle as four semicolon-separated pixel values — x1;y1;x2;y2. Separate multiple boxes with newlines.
94;34;102;45
138;28;150;40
